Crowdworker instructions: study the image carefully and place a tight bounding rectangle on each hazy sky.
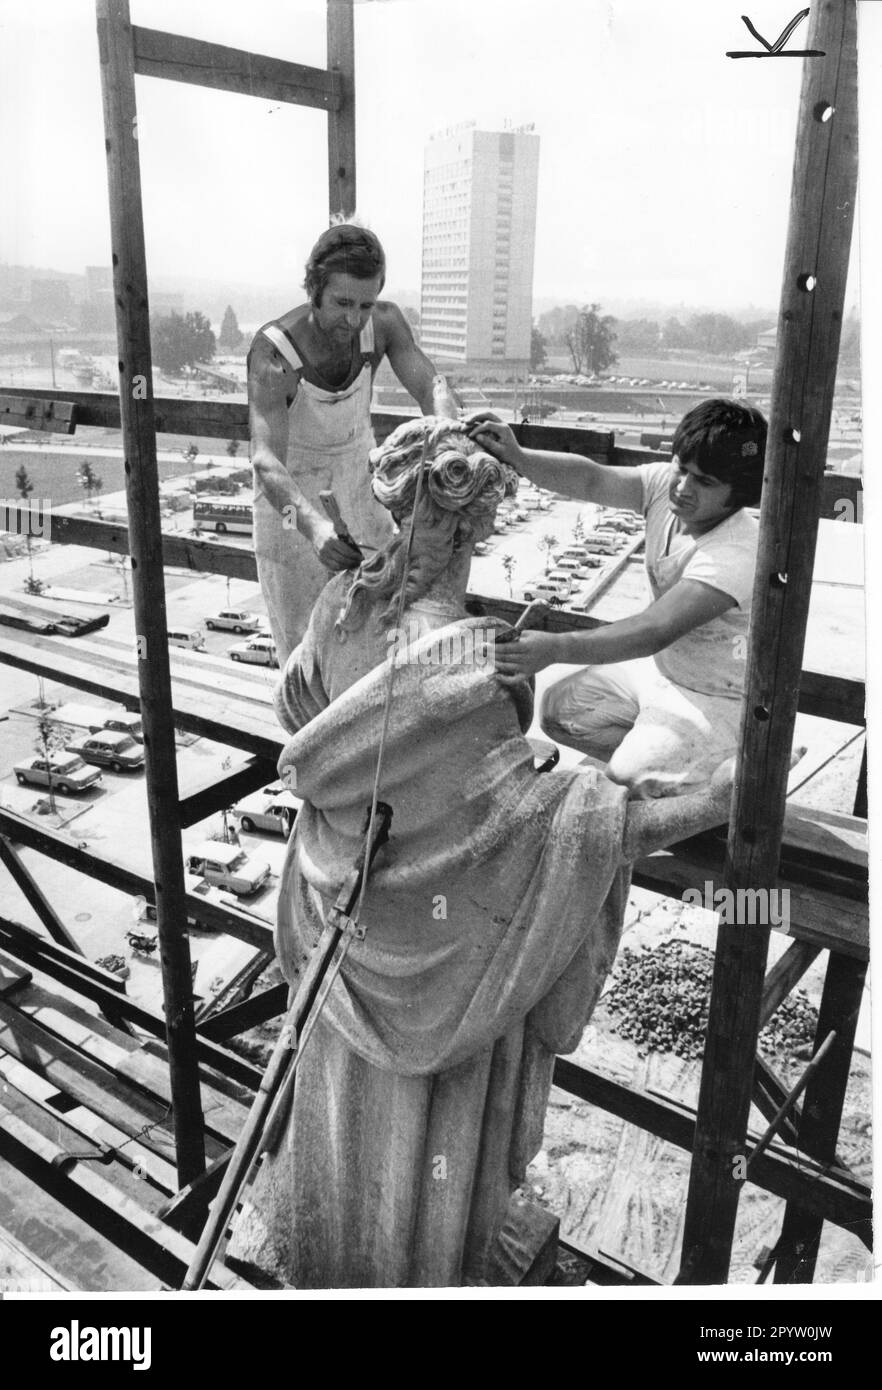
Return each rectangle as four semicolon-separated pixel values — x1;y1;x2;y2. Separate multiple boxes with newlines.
0;0;873;313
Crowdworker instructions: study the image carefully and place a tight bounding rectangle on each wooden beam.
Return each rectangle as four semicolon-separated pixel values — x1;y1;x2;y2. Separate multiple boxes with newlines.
0;1104;244;1289
759;939;822;1027
0;912;262;1090
0;836;82;953
773;952;870;1279
0;630;281;759
326;0;356;217
196;981;288;1042
0;918;126;994
97;0;205;1184
552;1059;870;1236
0;396;76;433
132;25;341;111
178;756;280;828
0;807;274;953
679;0;859;1285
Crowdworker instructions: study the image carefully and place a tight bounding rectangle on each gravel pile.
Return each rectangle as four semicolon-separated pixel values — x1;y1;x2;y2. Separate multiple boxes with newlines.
604;939;820;1062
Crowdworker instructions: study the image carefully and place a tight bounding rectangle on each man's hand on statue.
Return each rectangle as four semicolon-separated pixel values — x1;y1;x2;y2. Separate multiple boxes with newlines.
493;631;559;682
466;414;525;472
308;517;363;571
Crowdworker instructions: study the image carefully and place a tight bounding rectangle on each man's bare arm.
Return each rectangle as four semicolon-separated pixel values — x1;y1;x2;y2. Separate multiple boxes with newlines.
248;339;360;569
382;303;460;417
467;414;644;510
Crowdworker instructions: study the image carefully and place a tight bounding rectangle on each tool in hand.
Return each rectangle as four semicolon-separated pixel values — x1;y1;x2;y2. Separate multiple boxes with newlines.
182;801;393;1291
495;598;548;645
319;489;376;555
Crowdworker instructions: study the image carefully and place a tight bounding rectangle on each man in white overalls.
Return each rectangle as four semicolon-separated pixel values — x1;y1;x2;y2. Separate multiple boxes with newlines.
249;224;457;665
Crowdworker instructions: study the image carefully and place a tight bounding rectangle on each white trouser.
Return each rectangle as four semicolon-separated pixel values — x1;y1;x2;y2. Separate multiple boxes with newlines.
540;659;743;799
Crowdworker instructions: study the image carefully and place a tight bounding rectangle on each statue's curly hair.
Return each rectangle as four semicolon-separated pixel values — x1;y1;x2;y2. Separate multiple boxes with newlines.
335;417;519;635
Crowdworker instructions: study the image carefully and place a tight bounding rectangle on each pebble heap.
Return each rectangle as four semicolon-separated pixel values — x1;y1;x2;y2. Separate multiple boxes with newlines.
604;939;820;1061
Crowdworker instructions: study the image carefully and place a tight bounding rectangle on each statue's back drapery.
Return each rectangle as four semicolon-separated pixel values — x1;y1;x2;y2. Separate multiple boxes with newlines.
229;577;633;1288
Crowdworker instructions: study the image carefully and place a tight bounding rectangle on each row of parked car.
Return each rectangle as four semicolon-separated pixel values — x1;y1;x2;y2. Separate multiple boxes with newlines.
522;509;644;606
165;610;280;667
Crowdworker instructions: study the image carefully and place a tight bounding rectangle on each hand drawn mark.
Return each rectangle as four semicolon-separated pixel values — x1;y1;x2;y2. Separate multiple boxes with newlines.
727;7;825;59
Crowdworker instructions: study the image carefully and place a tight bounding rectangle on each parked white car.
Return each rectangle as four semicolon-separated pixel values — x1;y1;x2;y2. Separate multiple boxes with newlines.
229;636;279;667
205;609;263;633
184;841;271;896
231;789;299;836
14;753;103;794
521;579;569;605
67;730;145;772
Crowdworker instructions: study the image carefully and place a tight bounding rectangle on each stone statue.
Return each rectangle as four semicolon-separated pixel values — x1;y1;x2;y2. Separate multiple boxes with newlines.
228;418;735;1288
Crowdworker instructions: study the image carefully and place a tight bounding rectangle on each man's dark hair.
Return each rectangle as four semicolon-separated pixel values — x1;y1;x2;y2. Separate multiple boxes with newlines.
304;224;386;306
672;398;767;508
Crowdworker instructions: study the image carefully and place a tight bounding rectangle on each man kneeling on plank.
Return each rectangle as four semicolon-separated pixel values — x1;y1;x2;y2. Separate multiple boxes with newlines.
469;399;767;799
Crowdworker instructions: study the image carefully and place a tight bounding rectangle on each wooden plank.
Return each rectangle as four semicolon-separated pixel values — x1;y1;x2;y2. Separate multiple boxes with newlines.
98;0;206;1185
552;1059;871;1236
19;998;250;1147
178;756;279;827
0;916;127;993
197;980;288;1042
680;1;859;1284
0;630;280;759
0;1105;245;1289
0;1048;179;1196
327;0;356;216
0;395;76;433
773;953;870;1280
0;997;183;1167
0;917;262;1090
0;809;275;951
0;1223;71;1292
132;25;341;111
0;836;82;954
759;940;822;1028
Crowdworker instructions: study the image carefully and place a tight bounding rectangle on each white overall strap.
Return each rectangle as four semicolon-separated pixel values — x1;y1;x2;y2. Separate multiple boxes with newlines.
359;318;375;357
261;323;303;374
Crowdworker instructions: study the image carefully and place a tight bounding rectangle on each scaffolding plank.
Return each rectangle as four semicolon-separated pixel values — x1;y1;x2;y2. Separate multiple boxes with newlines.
0;918;263;1090
0;1105;245;1289
327;0;356;214
132;25;341;110
552;1058;870;1237
0;395;76;433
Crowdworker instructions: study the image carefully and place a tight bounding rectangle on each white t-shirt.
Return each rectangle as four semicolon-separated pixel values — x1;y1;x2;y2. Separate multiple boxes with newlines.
638;460;758;700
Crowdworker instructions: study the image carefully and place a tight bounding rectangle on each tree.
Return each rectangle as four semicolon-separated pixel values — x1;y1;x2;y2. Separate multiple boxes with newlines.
34;713;74;817
152;310;216;374
616;318;661;353
78;460;103;514
530;326;548;371
687;312;751;356
501;553;516;598
226;439;241;458
566;304;618;376
540;534;559;575
537;304;580;350
218;305;243;352
662;317;692;351
573;513;586;546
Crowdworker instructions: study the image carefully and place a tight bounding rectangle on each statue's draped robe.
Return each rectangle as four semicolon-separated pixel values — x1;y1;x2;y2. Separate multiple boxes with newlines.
229;575;632;1287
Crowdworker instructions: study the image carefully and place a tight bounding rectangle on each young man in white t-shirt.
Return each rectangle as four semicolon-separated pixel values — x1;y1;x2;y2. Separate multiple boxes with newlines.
467;399;767;798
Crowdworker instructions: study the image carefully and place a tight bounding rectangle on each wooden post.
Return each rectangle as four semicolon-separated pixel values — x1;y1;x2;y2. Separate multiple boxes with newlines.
327;0;356;217
678;0;858;1284
95;0;205;1185
772;954;869;1280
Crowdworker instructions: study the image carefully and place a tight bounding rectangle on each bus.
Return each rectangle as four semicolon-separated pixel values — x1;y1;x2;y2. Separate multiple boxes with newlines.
192;498;254;535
